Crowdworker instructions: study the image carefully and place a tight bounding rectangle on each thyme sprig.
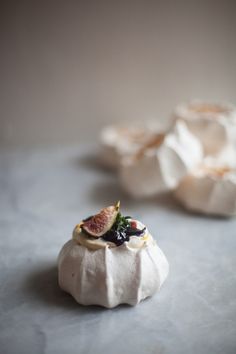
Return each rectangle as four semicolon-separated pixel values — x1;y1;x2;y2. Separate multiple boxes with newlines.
112;212;130;232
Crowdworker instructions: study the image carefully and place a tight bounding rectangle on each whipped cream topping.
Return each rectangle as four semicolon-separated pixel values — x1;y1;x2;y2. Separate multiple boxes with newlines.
73;219;151;250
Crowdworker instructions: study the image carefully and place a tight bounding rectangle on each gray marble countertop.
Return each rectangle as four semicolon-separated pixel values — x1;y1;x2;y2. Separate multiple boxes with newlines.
1;145;236;354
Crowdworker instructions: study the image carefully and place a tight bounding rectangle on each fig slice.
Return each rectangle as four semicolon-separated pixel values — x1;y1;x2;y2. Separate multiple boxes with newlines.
82;201;120;237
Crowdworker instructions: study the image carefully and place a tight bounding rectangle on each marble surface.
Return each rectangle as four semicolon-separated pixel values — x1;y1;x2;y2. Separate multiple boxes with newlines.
0;145;236;354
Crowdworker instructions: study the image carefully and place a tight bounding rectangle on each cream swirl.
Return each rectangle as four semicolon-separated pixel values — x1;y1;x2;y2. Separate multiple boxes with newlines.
73;219;151;251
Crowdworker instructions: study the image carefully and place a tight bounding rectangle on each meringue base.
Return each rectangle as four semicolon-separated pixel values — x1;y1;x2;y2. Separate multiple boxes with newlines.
58;238;169;308
175;170;236;217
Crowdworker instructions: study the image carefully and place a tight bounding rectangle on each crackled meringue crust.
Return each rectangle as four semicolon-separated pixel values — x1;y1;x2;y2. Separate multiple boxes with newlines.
119;121;203;198
58;228;169;308
175;166;236;216
174;101;236;154
99;122;167;169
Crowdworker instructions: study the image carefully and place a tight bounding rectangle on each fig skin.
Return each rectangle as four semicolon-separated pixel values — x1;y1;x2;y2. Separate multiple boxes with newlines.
82;202;120;238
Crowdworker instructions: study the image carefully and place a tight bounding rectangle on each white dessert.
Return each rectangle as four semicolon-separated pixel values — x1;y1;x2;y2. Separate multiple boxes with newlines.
175;166;236;216
174;100;236;154
99;121;168;169
204;143;236;169
58;204;169;308
119;121;203;198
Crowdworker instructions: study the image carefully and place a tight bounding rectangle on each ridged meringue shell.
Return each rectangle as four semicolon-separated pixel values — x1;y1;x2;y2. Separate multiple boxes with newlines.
204;143;236;169
175;166;236;216
99;122;167;169
119;121;203;198
174;100;236;155
58;237;169;308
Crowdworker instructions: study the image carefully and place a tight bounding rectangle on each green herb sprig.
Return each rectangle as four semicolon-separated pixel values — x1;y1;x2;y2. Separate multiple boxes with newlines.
112;212;130;232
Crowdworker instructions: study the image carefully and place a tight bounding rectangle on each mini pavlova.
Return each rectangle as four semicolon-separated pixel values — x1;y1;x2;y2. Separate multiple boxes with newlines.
119;120;203;198
99;121;167;169
175;165;236;217
58;202;169;308
174;100;236;155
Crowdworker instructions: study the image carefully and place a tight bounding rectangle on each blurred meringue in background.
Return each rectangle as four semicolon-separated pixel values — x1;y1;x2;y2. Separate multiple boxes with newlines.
100;120;170;169
99;100;236;217
175;166;236;217
99;120;171;169
174;100;236;155
204;143;236;169
119;121;203;198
